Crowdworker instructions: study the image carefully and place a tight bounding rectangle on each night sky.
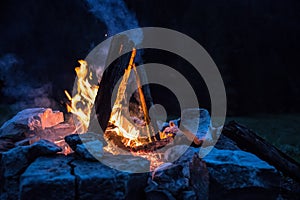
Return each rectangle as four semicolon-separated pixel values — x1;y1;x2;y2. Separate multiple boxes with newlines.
0;0;299;117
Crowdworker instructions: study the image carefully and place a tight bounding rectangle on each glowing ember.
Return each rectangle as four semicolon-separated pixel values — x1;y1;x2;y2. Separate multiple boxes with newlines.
132;152;165;171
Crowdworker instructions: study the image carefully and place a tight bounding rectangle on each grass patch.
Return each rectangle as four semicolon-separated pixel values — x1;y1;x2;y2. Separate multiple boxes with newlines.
226;114;300;163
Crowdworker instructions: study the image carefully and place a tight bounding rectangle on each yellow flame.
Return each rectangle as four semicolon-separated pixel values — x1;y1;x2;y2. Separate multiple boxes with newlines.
65;60;99;133
64;55;157;148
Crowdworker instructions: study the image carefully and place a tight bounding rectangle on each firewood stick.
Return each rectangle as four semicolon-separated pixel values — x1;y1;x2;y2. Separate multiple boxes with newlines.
111;49;135;110
132;63;150;124
94;34;135;132
179;125;203;146
132;60;156;142
223;121;300;182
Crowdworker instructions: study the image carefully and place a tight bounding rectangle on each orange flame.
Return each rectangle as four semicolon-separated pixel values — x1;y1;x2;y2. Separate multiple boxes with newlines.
65;54;159;147
65;60;99;133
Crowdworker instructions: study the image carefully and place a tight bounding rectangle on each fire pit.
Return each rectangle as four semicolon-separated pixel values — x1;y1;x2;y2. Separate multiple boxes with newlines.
61;34;202;168
1;108;293;199
1;34;298;200
0;32;215;200
0;105;213;199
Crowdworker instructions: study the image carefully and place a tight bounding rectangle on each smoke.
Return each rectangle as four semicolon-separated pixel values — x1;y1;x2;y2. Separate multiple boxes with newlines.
85;0;144;83
85;0;143;45
0;54;58;111
0;1;143;113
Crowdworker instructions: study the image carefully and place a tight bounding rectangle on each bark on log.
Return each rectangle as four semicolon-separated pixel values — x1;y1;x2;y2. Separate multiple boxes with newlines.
91;34;156;134
94;34;134;132
222;121;300;182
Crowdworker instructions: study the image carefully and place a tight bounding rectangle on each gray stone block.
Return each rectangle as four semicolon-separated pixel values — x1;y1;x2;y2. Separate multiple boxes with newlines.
73;158;148;200
19;155;75;200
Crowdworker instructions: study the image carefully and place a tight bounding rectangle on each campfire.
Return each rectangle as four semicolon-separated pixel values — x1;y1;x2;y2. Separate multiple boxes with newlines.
62;35;193;170
64;49;172;148
0;34;211;172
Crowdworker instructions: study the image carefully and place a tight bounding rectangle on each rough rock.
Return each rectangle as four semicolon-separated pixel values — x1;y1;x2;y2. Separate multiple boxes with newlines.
76;140;104;161
65;132;107;161
65;133;151;172
175;108;223;148
203;148;281;199
158;108;211;142
180;190;197;200
72;159;148;200
0;139;61;199
65;132;107;151
279;176;300;199
151;148;209;200
214;134;240;150
1;139;61;178
175;148;209;200
0;108;63;140
181;108;211;139
101;154;151;173
145;189;176;200
189;153;209;200
2;152;149;199
19;155;75;200
164;145;190;163
64;134;80;151
0;138;15;153
158;118;180;131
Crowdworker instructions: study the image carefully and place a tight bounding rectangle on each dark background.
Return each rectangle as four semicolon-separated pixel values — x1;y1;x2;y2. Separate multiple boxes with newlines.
0;0;300;120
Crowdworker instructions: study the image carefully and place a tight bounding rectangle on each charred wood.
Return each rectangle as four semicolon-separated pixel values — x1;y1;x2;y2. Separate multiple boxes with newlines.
223;121;300;182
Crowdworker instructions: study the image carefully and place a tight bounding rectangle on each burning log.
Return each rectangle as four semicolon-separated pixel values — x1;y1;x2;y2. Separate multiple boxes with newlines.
222;121;300;182
93;34;135;132
131;55;156;142
104;129;174;153
92;34;161;148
